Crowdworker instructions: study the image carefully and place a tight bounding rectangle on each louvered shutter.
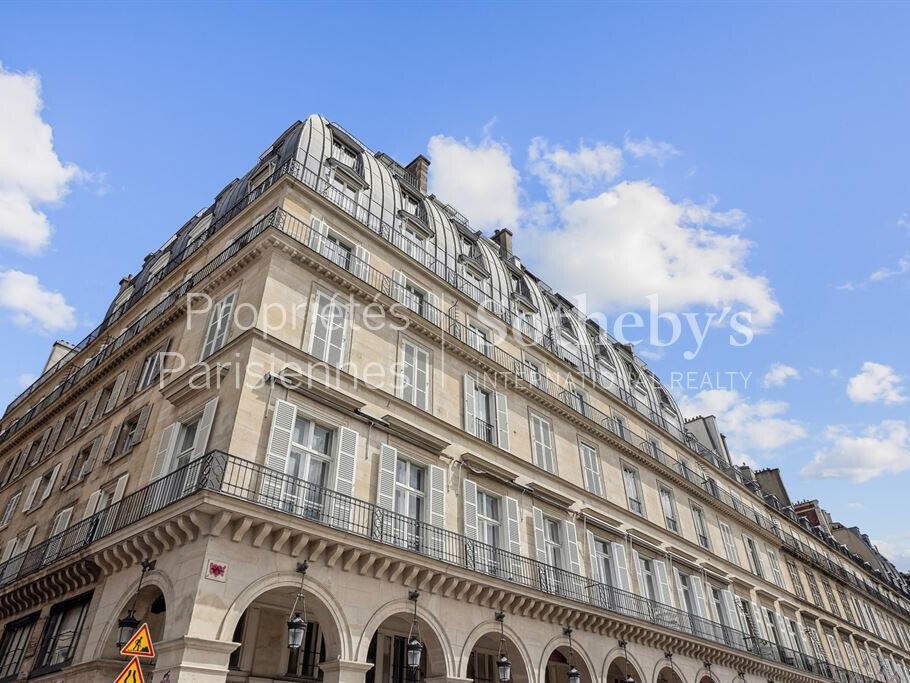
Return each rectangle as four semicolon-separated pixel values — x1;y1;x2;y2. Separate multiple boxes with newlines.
776;612;794;650
494;392;510;450
151;423;179;481
691;576;709;618
611;542;630;591
192;397;218;458
122;357;145;400
326;299;348;368
586;531;602;582
632;549;646;597
69;401;87;441
504;496;521;556
44;418;65;457
427;464;446;558
425;291;440;326
391;270;407;304
81;391;102;430
104;371;127;413
331;426;358;528
32;430;51;465
103;422;123;463
308;216;328;252
654;560;673;605
132;404;152;447
81;436;104;478
564;520;582;576
261;400;295;505
532;507;547;563
40;464;61;502
463;374;476;436
83;490;102;519
376;444;397;511
751;601;768;639
22;477;41;512
113;473;129;502
1;539;17;563
20;526;35;551
353;244;371;280
463;479;478;540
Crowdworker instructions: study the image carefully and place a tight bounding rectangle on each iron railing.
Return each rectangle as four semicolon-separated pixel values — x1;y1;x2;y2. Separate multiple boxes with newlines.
3;152;908;621
0;450;889;683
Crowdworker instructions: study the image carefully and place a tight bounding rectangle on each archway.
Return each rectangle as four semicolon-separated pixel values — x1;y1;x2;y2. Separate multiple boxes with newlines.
226;582;344;680
543;642;594;683
359;597;452;683
605;654;642;683
656;665;685;683
462;623;532;683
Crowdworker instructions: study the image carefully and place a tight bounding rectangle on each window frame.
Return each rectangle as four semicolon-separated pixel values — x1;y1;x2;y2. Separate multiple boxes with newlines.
578;439;603;497
657;482;679;533
32;592;92;676
200;289;238;360
691;503;711;549
529;412;556;473
622;462;645;516
0;612;38;682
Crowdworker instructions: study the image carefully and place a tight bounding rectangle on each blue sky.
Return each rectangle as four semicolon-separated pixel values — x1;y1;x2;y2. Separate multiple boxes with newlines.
1;2;909;565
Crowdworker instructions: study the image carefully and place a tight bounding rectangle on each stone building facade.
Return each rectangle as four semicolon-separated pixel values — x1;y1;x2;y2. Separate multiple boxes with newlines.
0;115;908;683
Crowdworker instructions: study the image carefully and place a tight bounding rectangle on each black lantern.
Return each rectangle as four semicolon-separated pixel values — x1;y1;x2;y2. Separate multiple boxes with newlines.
118;559;154;647
564;627;579;683
406;591;423;673
117;610;140;649
287;563;309;651
567;666;581;683
619;639;634;683
495;611;511;683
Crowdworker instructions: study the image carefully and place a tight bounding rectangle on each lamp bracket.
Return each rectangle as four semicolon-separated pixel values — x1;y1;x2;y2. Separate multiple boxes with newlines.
563;627;573;637
618;640;628;649
495;611;505;622
141;559;156;573
296;561;309;575
408;590;420;602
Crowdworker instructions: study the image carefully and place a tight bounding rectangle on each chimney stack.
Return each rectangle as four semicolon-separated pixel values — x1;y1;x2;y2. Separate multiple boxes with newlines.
492;228;514;255
405;155;430;194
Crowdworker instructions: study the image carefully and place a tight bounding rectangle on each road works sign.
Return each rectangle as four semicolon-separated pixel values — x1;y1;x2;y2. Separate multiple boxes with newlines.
120;623;155;658
113;656;145;683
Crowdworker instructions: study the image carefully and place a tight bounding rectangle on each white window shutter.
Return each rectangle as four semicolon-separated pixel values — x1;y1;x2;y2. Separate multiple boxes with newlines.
428;464;446;528
632;549;646;597
775;612;793;649
376;444;397;511
83;490;102;519
504;496;521;556
463;374;476;436
691;575;709;618
80;391;102;430
261;400;296;503
105;371;127;413
414;345;429;410
391;270;406;304
308;216;328;252
20;526;36;551
152;423;179;481
751;601;768;639
81;436;104;479
611;542;630;592
531;506;547;564
721;589;739;631
425;291;440;326
41;464;61;502
353;244;371;280
22;477;41;512
586;531;602;583
331;426;358;529
113;473;129;503
52;507;73;536
326;300;348;368
494;392;510;450
1;538;17;563
192;397;219;458
654;559;673;605
674;569;687;611
564;520;582;576
463;479;478;540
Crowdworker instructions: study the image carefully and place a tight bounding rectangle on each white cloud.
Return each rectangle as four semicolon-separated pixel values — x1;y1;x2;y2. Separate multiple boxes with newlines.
678;389;806;456
872;537;910;571
869;254;910;283
16;372;35;388
0;63;85;253
801;420;910;483
0;269;76;332
763;363;800;388
623;133;681;166
427;134;520;231
528;138;624;205
846;362;907;405
524;181;781;329
847;502;864;509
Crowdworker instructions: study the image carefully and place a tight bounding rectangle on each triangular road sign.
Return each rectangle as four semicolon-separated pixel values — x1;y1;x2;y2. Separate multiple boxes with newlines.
113;656;145;683
120;623;155;658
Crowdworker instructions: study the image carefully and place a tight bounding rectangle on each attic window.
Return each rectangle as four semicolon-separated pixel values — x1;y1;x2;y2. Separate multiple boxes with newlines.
148;253;170;276
248;160;276;190
187;215;213;244
331;142;358;168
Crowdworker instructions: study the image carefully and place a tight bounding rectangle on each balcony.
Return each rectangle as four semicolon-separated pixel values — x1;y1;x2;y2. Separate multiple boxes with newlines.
475;417;495;445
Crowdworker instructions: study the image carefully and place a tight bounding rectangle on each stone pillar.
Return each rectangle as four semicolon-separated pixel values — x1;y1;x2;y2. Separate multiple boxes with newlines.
152;636;239;682
319;659;375;683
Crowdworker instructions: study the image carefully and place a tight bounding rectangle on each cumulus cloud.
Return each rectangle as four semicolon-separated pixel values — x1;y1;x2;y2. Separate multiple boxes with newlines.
763;363;800;388
678;389;806;457
0;269;76;332
872;537;910;571
528;138;623;205
801;420;910;483
428;129;780;330
846;362;907;405
524;181;780;329
623;133;681;165
427;134;520;231
0;63;85;253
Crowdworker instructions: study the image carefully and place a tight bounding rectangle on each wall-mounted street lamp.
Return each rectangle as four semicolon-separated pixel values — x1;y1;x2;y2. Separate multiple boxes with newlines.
564;628;580;683
619;640;634;683
118;559;155;648
495;611;512;683
406;591;423;672
287;562;309;650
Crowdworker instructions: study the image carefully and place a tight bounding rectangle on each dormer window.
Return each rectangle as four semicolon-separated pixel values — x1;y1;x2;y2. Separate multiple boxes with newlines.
331;142;358;168
148;253;169;277
248;160;276;190
187;214;213;244
402;192;420;216
329;171;359;209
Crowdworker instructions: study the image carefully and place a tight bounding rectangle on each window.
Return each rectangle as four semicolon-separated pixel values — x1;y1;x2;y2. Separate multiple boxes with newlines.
308;291;349;367
592;537;614;587
742;534;764;578
476;490;500;548
58;411;76;446
403;281;426;315
612;412;627;440
623;465;644;515
285;416;333;517
93;382;116;422
0;493;20;527
566;385;588;416
579;441;603;496
839;589;855;624
137;347;165;391
117;413;142;458
658;484;679;532
691;504;710;549
530;414;555;472
821;580;840;617
676;572;695;614
475;387;495;444
70;443;94;484
329;172;358;210
200;291;237;359
638;556;658;601
720;522;740;564
522;355;544;388
468;322;492;356
0;614;37;680
323;232;353;270
393;459;424;549
767;549;784;587
805;570;823;607
33;593;91;674
542;517;563;569
400;339;430;411
787;560;806;599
